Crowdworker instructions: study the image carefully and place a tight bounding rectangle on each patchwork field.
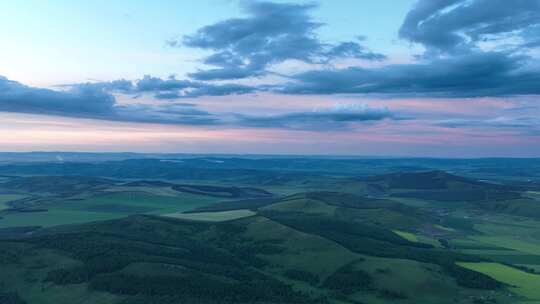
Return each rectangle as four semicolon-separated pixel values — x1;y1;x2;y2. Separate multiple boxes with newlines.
0;186;223;228
393;230;418;242
458;262;540;301
468;236;540;255
0;209;121;228
164;209;256;222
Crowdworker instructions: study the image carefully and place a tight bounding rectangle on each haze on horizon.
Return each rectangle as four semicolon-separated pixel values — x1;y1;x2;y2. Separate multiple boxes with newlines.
1;0;540;157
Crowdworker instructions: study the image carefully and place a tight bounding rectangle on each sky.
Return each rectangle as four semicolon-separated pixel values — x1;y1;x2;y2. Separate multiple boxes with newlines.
0;0;539;157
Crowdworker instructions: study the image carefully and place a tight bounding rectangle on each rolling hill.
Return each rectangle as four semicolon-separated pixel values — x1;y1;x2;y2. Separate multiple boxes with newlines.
0;211;507;304
1;162;540;303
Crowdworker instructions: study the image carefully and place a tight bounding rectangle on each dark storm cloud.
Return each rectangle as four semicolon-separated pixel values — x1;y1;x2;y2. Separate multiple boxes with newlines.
236;105;395;130
174;1;385;81
399;0;540;53
281;52;540;97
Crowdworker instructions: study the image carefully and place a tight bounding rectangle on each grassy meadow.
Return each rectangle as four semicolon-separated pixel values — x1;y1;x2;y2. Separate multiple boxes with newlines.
164;209;256;222
393;230;418;242
0;194;27;210
458;262;540;301
0;185;223;228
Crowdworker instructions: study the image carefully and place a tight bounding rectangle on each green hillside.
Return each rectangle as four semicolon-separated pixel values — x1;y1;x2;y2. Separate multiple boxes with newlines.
1;167;540;303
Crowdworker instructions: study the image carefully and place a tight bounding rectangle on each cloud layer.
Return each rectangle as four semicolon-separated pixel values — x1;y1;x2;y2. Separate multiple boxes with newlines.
0;76;395;130
56;0;540;101
237;104;395;130
399;0;540;54
0;76;115;117
281;52;540;97
1;0;540;137
158;0;540;99
0;76;218;125
176;1;385;81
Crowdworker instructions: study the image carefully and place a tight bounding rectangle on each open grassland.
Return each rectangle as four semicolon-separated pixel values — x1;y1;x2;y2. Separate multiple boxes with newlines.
260;197;337;215
448;213;540;278
244;216;359;278
489;255;540;266
469;236;540;255
416;235;444;248
164;209;256;222
0;209;121;228
388;196;435;207
355;257;489;304
0;191;220;228
240;216;502;304
475;217;540;235
336;207;425;230
393;230;418;242
450;238;510;250
0;194;27;210
525;191;540;200
60;191;218;214
467;216;540;255
103;185;181;197
458;262;540;301
434;224;455;232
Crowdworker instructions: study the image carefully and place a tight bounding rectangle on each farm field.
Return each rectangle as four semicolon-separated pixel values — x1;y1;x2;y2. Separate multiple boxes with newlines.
0;181;224;228
57;191;219;214
164;209;256;222
468;236;540;255
0;209;121;228
458;262;540;301
393;230;418;242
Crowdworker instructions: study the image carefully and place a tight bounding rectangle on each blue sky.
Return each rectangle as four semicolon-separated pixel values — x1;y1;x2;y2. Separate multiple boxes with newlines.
0;0;539;157
0;0;415;85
